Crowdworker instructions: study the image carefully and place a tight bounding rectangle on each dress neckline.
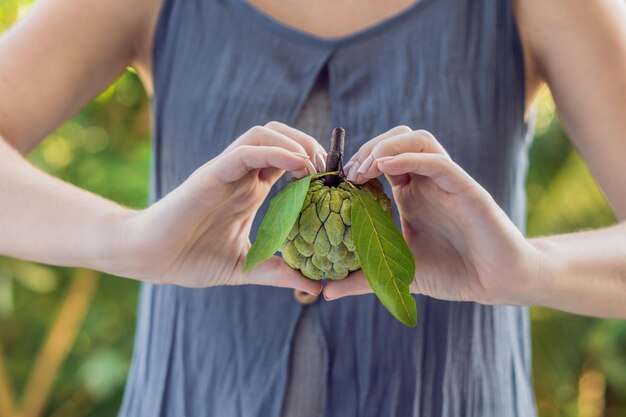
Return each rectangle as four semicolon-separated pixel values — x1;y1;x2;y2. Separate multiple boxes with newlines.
231;0;438;48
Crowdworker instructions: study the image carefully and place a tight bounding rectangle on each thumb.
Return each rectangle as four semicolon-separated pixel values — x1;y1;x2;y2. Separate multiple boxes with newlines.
242;255;322;295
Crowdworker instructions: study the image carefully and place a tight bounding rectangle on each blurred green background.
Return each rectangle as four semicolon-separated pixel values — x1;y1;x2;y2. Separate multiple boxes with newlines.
0;1;625;416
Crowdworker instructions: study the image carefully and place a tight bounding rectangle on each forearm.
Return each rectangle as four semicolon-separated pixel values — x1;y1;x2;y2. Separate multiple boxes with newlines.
0;136;133;273
530;222;626;318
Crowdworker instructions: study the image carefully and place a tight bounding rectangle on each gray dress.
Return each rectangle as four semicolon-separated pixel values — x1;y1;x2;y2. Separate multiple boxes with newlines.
280;72;330;417
118;0;537;415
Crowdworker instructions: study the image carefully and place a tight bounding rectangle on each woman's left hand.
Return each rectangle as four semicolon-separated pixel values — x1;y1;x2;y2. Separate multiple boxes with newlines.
323;126;546;305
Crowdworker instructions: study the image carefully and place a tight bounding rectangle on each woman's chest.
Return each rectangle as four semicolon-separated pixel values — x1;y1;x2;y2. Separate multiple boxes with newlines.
137;0;540;106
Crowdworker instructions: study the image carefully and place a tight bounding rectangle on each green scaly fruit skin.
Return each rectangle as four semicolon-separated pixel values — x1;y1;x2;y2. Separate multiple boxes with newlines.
281;178;392;280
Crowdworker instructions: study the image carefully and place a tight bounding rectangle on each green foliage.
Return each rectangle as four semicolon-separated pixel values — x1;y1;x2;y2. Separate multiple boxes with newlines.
351;188;417;327
279;176;393;281
257;174;416;326
527;89;625;417
244;174;317;271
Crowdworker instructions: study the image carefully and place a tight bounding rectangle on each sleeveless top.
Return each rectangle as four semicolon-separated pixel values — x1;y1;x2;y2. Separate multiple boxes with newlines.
279;72;330;417
119;0;537;416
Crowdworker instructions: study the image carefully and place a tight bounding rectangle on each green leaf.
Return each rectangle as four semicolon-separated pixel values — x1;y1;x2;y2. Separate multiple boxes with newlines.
244;173;329;271
351;189;417;327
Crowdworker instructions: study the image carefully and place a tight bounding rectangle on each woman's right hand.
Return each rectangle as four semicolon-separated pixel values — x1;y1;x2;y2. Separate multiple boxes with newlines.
111;122;325;295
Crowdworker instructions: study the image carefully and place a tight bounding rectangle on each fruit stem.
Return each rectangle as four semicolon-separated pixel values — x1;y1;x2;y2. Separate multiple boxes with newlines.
324;127;345;186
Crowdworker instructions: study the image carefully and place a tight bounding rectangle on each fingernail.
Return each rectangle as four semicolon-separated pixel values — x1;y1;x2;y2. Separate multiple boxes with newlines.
315;153;326;172
343;160;355;174
323;292;333;301
376;156;395;163
292;169;307;178
347;161;360;182
306;159;317;174
357;155;374;174
293;152;310;159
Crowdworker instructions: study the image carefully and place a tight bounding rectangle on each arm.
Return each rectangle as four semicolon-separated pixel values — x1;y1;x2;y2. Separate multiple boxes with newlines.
532;225;626;318
0;1;324;293
0;0;151;267
515;0;626;317
325;1;626;318
0;136;130;271
0;0;152;152
1;119;323;295
324;126;626;319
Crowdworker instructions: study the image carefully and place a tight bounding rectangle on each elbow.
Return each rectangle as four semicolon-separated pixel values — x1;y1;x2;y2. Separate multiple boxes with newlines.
0;126;31;156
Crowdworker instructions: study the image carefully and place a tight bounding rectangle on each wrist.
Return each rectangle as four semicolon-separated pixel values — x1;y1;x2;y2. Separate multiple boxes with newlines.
520;237;561;307
89;205;141;278
490;237;559;307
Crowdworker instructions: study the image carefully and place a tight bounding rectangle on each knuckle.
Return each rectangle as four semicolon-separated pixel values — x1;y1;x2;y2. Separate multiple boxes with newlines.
395;125;413;134
370;142;388;158
433;153;450;164
233;144;254;155
476;185;495;204
264;120;284;129
293;132;317;149
415;129;437;143
288;140;308;155
246;125;268;138
431;153;450;169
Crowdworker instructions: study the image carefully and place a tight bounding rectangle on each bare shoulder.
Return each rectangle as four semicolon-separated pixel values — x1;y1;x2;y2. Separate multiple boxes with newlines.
0;0;160;151
511;0;626;97
512;0;626;218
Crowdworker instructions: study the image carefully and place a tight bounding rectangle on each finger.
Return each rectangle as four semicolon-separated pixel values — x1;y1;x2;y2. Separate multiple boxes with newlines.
322;270;372;300
264;121;328;171
244;256;323;295
212;146;315;183
376;152;477;194
349;130;449;184
343;125;412;176
228;125;317;171
324;270;421;300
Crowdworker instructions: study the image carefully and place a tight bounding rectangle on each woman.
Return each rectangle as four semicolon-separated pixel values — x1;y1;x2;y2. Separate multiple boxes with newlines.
0;0;624;415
